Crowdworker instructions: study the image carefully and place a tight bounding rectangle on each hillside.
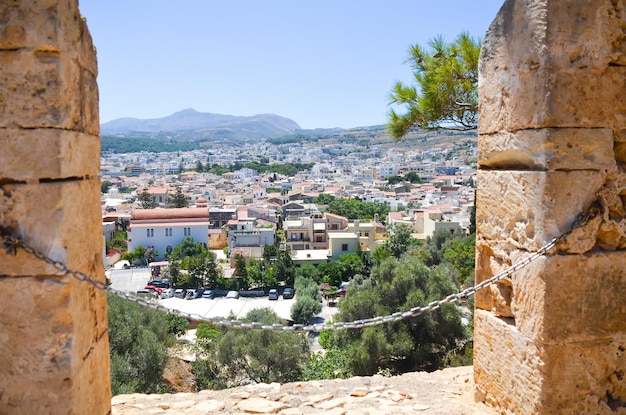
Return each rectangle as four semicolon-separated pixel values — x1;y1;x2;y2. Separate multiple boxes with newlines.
101;108;301;141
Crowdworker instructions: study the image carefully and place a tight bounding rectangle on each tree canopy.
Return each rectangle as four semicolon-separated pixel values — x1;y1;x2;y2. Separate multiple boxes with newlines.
387;32;481;137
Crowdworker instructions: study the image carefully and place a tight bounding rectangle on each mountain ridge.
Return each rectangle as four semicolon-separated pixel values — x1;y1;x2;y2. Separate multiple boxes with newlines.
101;108;302;140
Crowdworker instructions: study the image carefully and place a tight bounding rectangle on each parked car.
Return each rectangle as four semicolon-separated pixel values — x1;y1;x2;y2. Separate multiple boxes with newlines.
268;289;279;300
282;287;295;299
153;280;171;288
160;288;174;299
185;289;196;300
144;285;163;295
202;289;215;299
173;288;185;298
226;290;240;299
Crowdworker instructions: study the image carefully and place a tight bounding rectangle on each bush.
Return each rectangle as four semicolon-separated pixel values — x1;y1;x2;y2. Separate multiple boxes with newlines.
290;296;322;324
108;294;174;395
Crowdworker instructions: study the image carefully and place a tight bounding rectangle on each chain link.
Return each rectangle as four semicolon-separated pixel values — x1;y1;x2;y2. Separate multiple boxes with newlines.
0;208;596;333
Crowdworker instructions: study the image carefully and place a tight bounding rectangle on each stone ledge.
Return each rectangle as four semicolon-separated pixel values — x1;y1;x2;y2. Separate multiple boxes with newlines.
111;366;498;415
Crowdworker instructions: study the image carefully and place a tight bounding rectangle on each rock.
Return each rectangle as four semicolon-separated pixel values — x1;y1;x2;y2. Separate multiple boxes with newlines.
349;387;369;397
237;397;287;413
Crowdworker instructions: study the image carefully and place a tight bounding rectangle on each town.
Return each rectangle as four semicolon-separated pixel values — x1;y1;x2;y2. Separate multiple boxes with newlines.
101;127;477;278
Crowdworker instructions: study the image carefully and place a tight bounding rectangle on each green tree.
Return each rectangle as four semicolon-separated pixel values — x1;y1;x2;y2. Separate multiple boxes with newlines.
301;347;354;381
384;223;420;259
101;180;113;194
388;32;481;137
137;189;156;209
314;193;336;205
404;171;422;183
328;256;467;375
195;159;204;172
169;186;188;208
108;294;171;395
188;250;221;288
234;253;247;279
442;234;475;285
215;308;310;386
291;296;322;324
385;175;404;186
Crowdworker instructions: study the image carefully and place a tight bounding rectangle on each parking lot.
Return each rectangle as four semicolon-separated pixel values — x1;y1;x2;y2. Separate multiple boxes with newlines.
105;262;338;324
160;296;295;321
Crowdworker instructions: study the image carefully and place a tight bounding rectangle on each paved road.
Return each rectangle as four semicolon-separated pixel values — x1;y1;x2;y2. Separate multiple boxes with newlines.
106;266;152;293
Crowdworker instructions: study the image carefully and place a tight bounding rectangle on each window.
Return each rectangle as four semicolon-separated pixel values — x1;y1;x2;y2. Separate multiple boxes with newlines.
165;228;172;237
147;228;154;237
364;232;370;237
183;227;191;236
342;243;348;251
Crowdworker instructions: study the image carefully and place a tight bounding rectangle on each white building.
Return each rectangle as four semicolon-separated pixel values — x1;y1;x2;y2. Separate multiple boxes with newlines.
127;208;211;260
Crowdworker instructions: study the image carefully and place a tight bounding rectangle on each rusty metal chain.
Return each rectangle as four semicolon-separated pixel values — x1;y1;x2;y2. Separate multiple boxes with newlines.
0;208;596;333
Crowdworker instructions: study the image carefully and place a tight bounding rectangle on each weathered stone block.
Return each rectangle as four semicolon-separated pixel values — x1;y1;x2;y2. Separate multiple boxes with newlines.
479;128;615;171
541;337;626;414
0;128;100;181
510;252;626;342
0;0;97;76
0;275;108;415
0;179;104;277
476;170;606;252
474;310;543;415
0;49;99;134
479;0;626;133
475;310;626;415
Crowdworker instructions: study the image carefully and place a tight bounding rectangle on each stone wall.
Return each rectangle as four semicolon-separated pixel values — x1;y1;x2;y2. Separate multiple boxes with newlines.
475;0;626;413
0;1;111;414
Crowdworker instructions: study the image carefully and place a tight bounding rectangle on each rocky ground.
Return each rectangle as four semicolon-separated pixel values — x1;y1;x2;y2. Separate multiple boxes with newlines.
111;366;498;415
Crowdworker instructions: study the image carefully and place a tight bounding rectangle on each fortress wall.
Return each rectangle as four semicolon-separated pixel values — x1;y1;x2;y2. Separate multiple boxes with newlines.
475;1;626;413
0;1;111;414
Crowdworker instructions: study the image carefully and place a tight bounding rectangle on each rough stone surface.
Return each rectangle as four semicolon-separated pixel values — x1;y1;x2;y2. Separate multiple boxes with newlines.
0;128;100;182
0;1;109;414
479;0;626;134
479;128;615;171
476;0;626;414
111;367;498;415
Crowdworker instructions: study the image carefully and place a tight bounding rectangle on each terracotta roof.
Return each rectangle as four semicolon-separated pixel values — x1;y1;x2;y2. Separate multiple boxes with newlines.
131;207;209;220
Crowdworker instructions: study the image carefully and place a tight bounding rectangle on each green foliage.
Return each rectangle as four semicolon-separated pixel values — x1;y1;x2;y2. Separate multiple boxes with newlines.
171;237;207;259
301;348;354;381
102;135;202;153
314;193;336;205
196;322;221;342
101;180;113;193
168;186;188;208
325;198;390;221
108;294;172;395
388;32;480;137
404;171;422;183
137;189;156;209
193;308;310;388
385;175;404;186
165;314;190;337
122;245;146;264
384;223;421;259
107;230;128;254
291;296;322;324
234;253;247;278
295;263;322;284
328;256;467;375
442;234;475;285
417;228;461;267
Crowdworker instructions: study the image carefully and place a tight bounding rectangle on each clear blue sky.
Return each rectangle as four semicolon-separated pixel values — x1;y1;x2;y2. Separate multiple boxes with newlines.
79;1;503;130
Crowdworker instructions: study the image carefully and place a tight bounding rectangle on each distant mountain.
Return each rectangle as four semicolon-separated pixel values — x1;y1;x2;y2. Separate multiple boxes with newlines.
101;108;301;141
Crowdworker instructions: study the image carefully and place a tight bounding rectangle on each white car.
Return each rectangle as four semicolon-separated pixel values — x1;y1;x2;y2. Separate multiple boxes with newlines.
160;288;174;299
